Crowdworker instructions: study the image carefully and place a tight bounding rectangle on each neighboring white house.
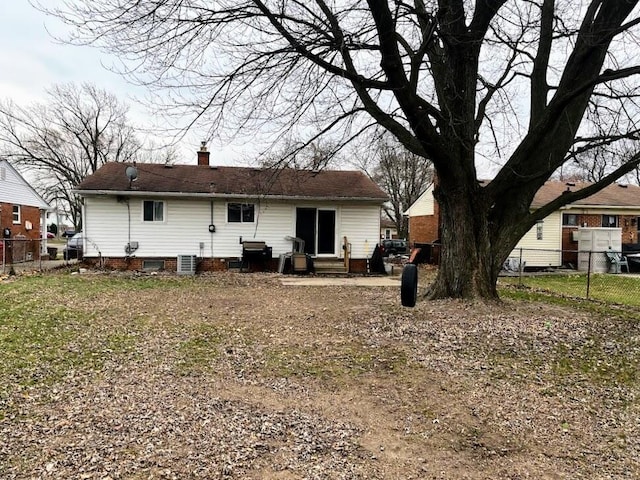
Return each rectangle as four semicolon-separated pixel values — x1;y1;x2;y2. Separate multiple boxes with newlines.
380;218;398;239
507;210;563;268
0;159;51;259
74;152;388;273
46;207;74;234
404;187;436;218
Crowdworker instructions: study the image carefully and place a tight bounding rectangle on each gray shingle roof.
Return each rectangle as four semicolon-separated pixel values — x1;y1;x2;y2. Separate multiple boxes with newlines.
76;163;388;201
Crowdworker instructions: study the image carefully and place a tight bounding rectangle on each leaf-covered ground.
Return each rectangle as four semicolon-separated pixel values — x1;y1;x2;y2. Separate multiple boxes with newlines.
1;271;639;479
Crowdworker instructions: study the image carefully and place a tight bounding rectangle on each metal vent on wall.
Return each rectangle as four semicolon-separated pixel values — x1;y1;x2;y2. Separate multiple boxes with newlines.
177;255;197;275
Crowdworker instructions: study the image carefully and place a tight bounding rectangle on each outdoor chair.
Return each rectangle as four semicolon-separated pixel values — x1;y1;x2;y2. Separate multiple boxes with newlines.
605;249;629;274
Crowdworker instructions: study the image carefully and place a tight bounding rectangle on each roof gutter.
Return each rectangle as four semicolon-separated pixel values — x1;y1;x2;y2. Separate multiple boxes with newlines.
558;204;640;211
73;189;388;203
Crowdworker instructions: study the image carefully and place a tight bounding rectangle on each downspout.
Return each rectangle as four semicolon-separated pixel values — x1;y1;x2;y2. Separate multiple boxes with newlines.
210;198;215;259
126;199;131;262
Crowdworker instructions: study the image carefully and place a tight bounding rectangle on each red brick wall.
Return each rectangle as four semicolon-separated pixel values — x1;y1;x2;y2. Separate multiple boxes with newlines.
621;215;639;244
561;227;578;265
577;214;601;228
349;259;368;273
1;203;44;262
408;215;439;245
561;213;640;265
1;203;42;240
83;256;231;272
83;256;371;274
408;191;440;246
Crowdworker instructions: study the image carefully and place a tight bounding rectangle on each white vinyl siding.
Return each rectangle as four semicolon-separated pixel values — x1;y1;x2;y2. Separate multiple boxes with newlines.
82;196;382;260
339;205;381;258
221;202;293;257
0;160;50;209
511;211;562;267
404;187;434;216
84;197;220;258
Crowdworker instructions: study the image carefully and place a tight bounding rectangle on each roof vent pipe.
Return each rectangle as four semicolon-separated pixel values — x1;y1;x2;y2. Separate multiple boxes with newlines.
198;141;210;166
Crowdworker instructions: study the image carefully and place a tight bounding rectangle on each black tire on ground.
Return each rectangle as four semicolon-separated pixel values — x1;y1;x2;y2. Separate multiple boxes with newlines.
401;263;418;307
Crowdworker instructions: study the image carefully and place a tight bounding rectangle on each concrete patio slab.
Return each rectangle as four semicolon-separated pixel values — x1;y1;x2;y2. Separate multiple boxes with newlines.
280;275;401;286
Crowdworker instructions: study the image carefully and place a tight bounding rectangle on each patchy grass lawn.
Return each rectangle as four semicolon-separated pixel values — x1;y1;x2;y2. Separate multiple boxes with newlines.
500;272;640;307
1;271;639;479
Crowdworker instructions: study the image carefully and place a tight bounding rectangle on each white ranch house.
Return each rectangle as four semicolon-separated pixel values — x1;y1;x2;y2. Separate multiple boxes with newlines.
74;151;388;273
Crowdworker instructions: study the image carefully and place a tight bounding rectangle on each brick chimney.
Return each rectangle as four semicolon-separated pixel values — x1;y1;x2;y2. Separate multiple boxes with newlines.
197;141;210;166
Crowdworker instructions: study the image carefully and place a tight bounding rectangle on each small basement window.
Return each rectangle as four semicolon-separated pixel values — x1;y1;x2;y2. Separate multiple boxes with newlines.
143;200;165;222
142;260;165;271
227;203;255;223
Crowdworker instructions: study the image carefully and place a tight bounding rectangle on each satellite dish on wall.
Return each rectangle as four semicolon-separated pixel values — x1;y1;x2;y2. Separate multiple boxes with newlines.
125;165;138;182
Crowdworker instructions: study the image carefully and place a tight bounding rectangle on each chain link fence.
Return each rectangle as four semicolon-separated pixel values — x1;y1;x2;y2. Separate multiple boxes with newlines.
500;247;640;307
410;243;639;306
1;238;71;274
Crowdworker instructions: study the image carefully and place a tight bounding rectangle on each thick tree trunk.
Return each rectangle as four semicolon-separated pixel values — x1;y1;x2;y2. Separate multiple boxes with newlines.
426;183;504;300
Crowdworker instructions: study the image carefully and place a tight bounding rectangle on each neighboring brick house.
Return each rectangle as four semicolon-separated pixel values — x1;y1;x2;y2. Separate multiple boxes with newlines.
535;181;640;266
404;185;440;244
406;180;640;268
0;159;51;262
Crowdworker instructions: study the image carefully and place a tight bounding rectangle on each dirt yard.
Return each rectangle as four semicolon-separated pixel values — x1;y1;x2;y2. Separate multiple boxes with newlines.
1;271;639;479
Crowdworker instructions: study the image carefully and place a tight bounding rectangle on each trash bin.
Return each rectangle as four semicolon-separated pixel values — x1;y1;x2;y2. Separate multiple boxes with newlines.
47;246;58;260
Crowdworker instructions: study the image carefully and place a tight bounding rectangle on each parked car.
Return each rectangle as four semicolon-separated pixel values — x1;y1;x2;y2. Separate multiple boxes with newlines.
46;232;55;239
380;239;409;256
63;232;84;260
61;229;76;238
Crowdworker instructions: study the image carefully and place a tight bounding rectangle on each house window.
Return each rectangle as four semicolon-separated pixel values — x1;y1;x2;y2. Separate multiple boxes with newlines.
227;203;255;223
142;260;165;271
602;215;618;228
143;200;165;222
536;220;544;240
562;213;578;226
385;229;391;240
12;205;20;224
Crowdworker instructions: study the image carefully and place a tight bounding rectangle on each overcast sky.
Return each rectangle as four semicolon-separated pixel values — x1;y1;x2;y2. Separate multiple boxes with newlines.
0;2;140;107
0;1;253;166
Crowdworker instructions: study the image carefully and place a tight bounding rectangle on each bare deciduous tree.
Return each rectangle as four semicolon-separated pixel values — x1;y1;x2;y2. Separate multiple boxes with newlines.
43;1;640;299
356;133;432;240
259;138;343;171
0;83;173;230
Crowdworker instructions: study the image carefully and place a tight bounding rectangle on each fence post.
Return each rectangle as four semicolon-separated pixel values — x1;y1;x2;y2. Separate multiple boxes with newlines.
586;250;592;300
518;248;524;285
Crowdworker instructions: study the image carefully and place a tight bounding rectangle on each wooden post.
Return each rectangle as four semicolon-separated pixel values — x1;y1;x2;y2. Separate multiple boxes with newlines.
343;236;350;273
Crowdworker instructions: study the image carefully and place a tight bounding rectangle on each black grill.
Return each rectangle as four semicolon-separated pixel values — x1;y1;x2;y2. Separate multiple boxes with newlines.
241;241;272;272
